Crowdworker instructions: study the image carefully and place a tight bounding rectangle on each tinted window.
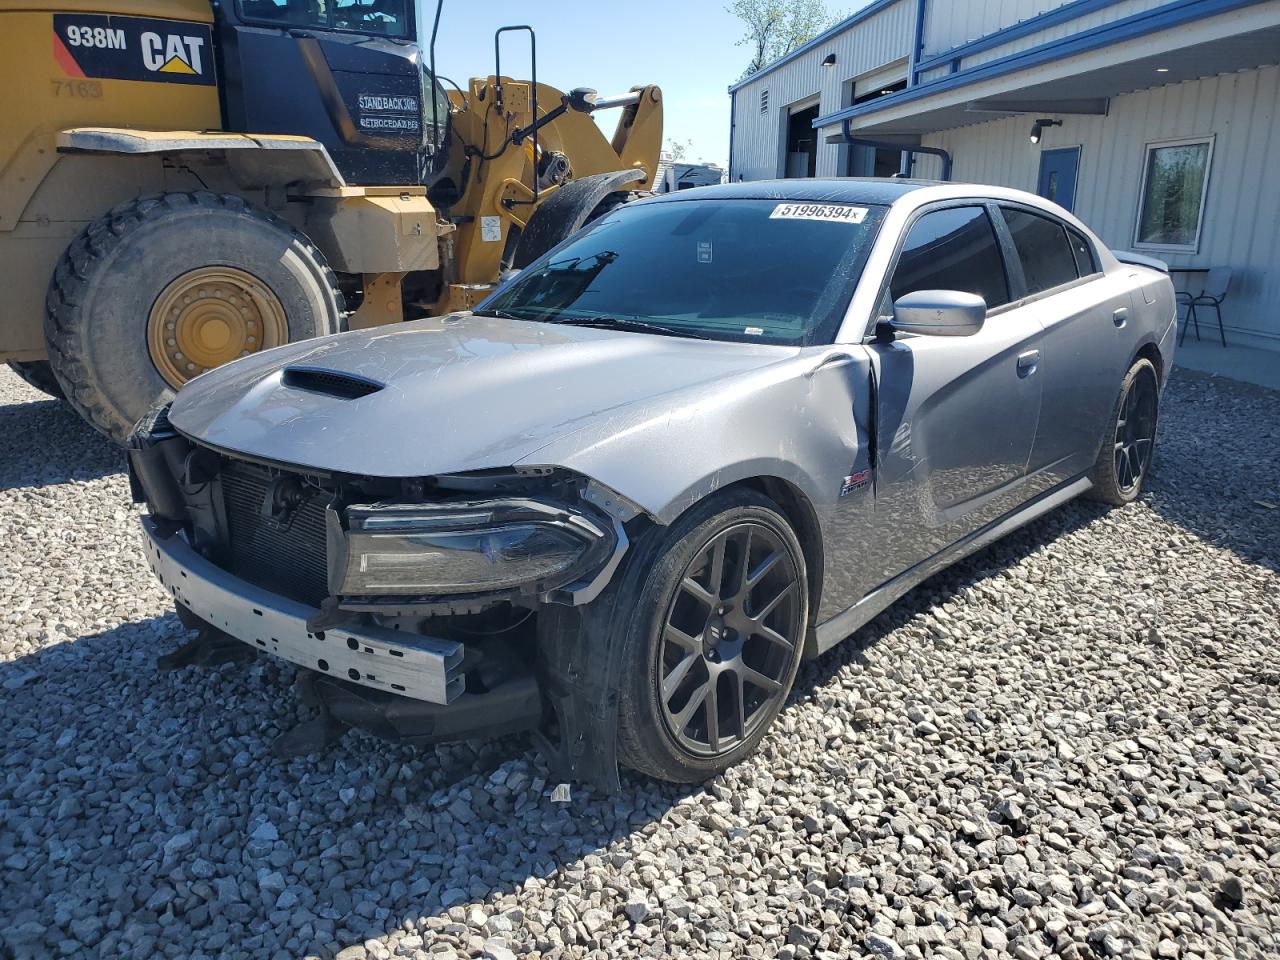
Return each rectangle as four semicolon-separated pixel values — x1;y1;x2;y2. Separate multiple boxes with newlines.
238;0;411;37
890;206;1010;310
1068;228;1097;276
1002;208;1079;295
483;199;887;346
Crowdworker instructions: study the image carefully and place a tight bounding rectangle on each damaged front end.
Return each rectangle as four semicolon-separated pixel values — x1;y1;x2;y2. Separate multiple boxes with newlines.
128;403;639;790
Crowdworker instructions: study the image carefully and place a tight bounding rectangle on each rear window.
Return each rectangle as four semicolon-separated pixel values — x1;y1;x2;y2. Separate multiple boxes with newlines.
1068;227;1098;276
482;198;887;346
1002;208;1079;295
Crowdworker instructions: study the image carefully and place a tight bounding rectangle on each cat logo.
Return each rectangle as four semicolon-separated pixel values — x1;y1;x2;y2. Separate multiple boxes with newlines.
141;31;204;76
52;15;216;86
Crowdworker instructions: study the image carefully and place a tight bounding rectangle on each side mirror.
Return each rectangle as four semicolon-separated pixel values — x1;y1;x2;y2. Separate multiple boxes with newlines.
891;290;986;337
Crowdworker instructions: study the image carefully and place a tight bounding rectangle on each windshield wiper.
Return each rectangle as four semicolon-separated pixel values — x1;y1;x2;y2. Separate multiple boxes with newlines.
545;315;713;340
471;307;530;321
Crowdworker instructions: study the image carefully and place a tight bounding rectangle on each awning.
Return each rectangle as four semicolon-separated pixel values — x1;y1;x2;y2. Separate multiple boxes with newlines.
815;0;1280;135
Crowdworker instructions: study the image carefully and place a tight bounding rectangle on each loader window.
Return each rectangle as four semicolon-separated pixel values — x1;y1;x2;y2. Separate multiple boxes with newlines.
238;0;410;37
479;198;887;346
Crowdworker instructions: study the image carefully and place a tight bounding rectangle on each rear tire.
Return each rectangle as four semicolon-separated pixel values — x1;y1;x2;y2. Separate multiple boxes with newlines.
1087;357;1160;506
44;192;344;442
616;489;808;783
6;360;64;399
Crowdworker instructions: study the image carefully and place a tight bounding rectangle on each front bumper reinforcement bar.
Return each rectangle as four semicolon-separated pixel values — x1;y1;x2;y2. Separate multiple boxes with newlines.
140;518;466;704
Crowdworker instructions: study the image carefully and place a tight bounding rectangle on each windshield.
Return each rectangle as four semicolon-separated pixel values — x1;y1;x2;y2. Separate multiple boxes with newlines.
238;0;412;38
480;197;886;346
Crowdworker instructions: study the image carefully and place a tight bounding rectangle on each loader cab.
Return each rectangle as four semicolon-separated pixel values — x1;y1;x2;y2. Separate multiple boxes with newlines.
212;0;450;186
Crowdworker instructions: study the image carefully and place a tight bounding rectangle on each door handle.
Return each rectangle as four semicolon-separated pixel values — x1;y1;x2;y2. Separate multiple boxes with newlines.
1016;349;1040;378
1113;307;1129;328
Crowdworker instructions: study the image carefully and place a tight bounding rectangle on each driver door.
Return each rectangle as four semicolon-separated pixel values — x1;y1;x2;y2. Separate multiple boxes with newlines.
859;203;1043;594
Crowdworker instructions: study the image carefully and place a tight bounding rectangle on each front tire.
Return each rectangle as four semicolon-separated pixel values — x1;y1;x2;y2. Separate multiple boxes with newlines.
616;489;809;783
1087;357;1160;505
44;192;344;442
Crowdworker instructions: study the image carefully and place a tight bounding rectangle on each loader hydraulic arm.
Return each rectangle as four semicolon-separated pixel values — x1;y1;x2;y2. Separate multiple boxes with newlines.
435;76;662;313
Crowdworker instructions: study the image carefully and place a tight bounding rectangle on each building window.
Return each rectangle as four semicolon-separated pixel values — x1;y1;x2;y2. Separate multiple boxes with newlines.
1135;136;1214;251
760;90;769;113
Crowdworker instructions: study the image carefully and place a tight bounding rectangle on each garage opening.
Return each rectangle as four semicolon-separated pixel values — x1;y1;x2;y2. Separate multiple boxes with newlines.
845;78;910;177
785;103;819;178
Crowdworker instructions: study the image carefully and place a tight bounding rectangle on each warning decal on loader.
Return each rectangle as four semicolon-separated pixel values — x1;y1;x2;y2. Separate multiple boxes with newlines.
53;15;215;86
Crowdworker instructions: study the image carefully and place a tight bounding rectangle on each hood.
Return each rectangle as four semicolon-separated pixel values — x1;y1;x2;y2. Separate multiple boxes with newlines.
167;313;796;477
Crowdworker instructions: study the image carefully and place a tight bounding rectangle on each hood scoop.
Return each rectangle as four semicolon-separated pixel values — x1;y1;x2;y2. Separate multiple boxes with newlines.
281;366;384;400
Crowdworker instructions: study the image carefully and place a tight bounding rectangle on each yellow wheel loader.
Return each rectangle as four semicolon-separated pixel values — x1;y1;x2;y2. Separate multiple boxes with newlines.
0;0;661;439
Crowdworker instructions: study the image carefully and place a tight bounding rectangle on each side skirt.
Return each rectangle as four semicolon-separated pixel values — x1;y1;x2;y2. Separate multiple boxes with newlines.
807;473;1093;657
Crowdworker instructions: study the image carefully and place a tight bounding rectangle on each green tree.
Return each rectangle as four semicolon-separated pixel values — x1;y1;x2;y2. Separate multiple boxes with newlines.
728;0;843;80
666;138;694;162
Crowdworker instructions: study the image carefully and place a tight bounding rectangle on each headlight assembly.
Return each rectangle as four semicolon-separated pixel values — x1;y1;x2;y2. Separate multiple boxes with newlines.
334;498;617;602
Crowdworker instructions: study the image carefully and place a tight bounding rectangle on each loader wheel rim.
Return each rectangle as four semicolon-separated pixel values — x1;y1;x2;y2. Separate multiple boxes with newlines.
147;266;288;387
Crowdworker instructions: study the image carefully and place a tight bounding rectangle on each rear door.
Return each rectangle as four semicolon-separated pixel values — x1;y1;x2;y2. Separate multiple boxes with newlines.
994;205;1132;493
858;203;1044;596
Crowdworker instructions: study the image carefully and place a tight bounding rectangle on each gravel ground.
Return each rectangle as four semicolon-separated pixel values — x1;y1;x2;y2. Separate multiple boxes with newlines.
1;365;1277;960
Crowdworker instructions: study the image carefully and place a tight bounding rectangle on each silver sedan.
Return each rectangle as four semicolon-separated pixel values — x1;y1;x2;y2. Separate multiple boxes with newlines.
129;179;1177;787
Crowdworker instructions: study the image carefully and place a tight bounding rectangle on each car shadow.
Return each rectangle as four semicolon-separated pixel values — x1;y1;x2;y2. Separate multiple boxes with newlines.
791;492;1112;704
0;395;124;492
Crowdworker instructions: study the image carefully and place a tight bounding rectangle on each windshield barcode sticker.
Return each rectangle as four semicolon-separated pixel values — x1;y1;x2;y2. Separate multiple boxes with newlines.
770;203;868;223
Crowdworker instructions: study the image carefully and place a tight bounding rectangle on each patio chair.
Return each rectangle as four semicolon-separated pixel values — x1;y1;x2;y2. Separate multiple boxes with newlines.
1177;267;1231;347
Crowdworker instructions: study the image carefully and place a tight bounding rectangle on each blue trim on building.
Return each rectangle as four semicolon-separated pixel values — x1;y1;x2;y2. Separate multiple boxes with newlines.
813;0;1271;129
726;0;904;94
727;91;737;181
910;0;928;85
914;0;1125;75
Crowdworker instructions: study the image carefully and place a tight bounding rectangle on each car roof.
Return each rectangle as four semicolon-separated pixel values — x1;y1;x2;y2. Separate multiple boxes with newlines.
638;178;1104;242
642;178;938;206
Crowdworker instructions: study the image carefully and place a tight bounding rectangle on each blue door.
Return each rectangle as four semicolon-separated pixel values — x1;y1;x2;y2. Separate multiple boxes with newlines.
1037;147;1080;211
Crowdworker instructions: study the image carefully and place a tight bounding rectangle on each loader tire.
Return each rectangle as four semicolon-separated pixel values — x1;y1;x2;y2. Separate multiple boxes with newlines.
6;360;65;399
44;191;345;442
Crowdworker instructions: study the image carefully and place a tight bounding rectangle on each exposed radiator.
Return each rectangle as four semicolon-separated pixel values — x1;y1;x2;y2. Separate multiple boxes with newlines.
220;462;330;607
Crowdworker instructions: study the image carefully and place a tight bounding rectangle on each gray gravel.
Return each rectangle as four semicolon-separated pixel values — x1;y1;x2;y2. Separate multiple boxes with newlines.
1;365;1278;960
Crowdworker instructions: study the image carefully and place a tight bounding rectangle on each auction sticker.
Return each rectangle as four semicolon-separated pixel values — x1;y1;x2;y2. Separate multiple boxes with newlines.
770;203;867;223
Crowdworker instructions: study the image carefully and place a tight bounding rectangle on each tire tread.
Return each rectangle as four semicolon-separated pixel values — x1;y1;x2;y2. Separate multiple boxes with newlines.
43;191;345;440
1086;357;1159;506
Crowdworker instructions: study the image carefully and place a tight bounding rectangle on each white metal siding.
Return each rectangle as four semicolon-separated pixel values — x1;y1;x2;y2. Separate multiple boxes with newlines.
730;0;913;180
960;0;1172;68
922;0;1076;54
919;66;1280;347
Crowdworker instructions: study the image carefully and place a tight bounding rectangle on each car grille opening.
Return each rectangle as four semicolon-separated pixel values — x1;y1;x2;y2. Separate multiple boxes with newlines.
220;461;330;607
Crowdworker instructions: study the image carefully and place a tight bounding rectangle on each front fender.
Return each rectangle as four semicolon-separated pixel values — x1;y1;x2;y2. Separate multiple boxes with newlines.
518;348;870;530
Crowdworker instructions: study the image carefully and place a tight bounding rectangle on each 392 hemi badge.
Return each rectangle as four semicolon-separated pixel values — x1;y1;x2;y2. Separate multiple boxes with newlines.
840;468;870;497
53;14;215;86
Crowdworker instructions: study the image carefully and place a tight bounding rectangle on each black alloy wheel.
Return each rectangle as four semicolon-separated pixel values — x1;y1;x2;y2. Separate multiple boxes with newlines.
1087;357;1160;506
657;521;804;757
1114;365;1158;495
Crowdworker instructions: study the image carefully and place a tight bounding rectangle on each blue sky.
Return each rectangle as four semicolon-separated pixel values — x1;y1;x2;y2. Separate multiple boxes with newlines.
426;1;762;169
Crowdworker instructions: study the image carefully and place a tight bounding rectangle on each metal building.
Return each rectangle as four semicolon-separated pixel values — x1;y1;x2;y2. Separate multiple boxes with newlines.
728;0;1280;352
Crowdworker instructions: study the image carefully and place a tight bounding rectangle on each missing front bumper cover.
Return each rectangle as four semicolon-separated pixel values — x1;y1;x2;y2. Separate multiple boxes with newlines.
141;517;465;704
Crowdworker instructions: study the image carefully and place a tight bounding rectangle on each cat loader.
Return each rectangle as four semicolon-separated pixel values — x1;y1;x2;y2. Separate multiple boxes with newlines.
0;0;661;439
